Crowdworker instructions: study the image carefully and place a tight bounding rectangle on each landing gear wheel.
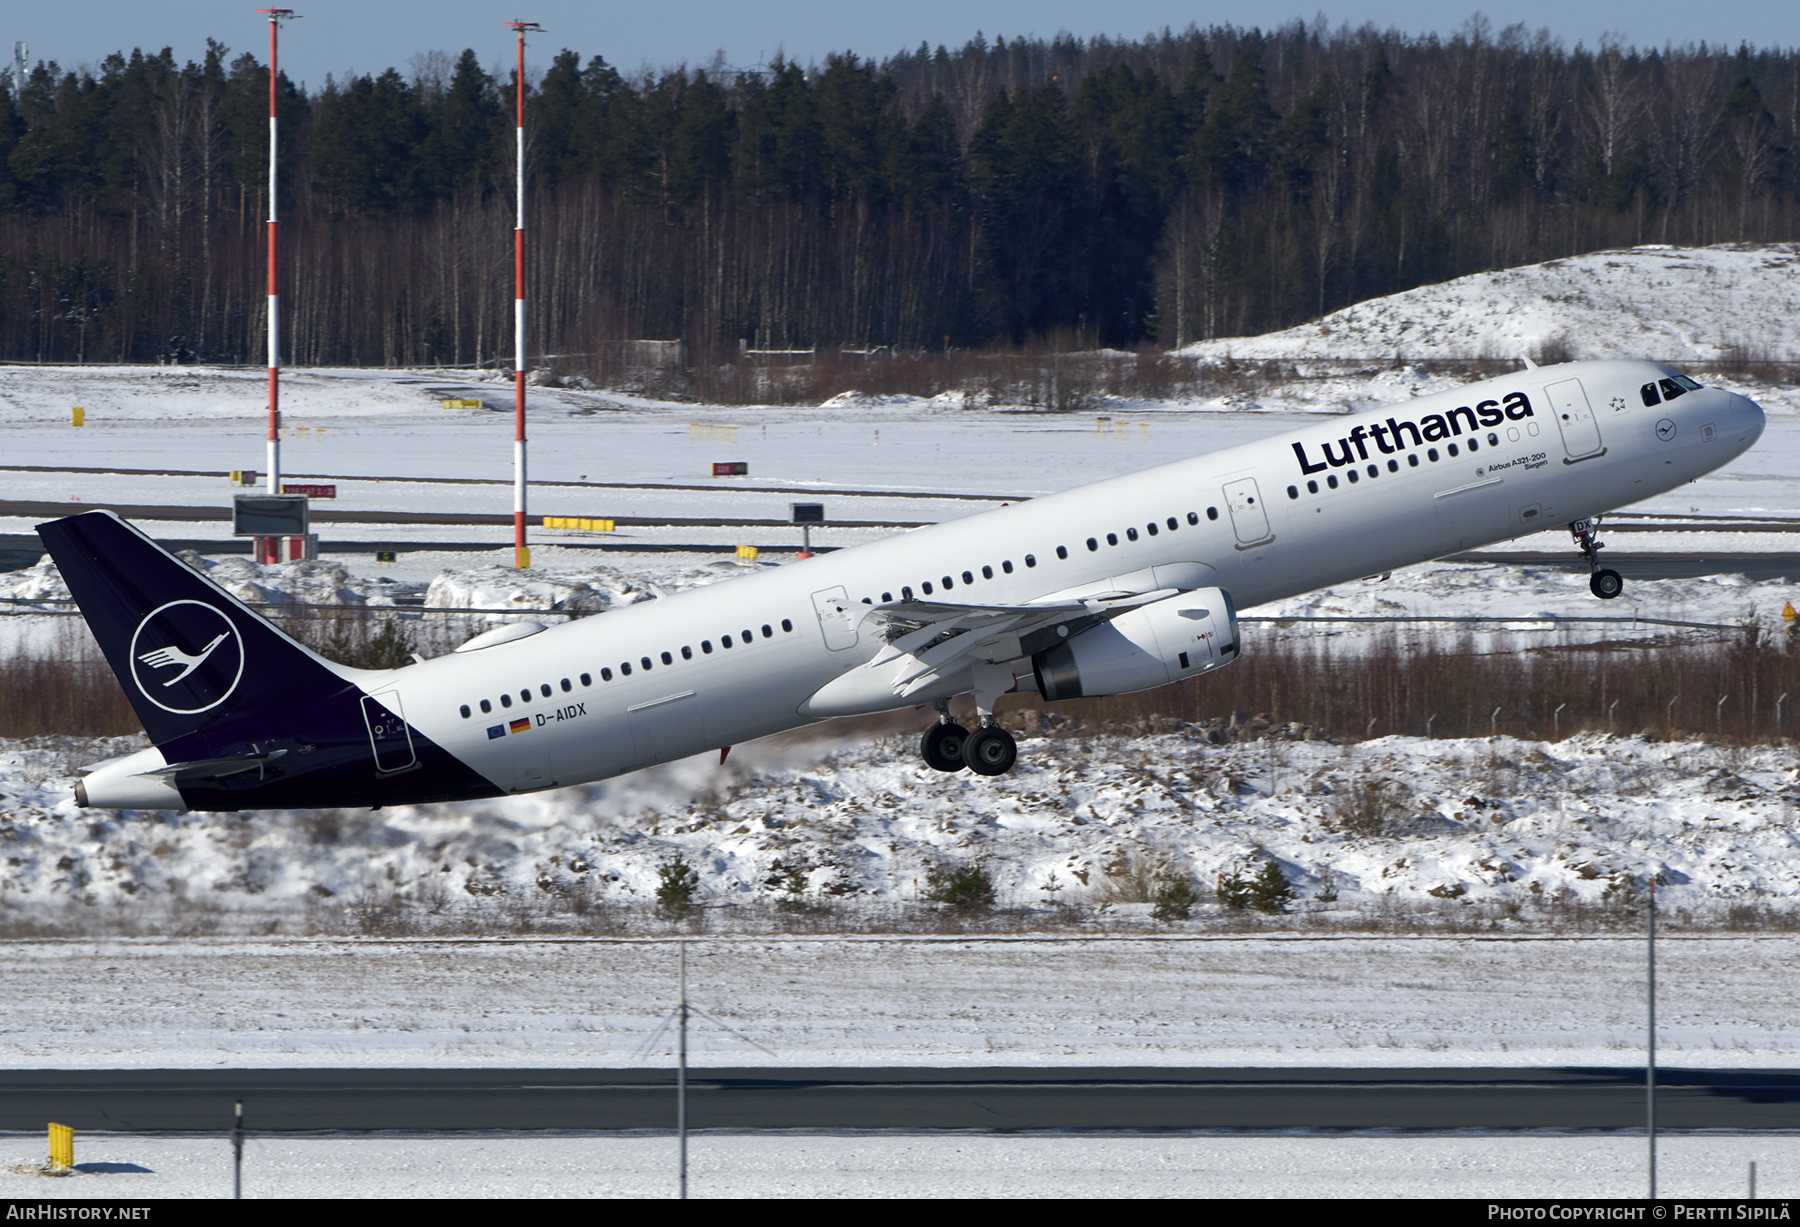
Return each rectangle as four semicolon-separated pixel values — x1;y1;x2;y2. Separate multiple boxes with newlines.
921;722;968;772
1570;519;1623;601
963;725;1018;776
1590;568;1623;600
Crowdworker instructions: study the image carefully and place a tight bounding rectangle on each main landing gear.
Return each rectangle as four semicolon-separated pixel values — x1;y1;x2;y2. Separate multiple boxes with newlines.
921;700;1017;777
1571;518;1624;600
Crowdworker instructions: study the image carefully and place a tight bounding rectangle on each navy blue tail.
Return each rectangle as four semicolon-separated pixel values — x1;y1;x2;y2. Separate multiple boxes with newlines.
36;511;349;746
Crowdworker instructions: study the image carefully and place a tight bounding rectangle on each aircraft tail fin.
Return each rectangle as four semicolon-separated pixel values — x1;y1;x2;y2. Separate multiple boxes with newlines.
35;511;353;746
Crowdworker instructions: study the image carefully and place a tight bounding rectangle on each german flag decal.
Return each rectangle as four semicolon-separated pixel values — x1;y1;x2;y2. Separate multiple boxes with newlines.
509;718;530;734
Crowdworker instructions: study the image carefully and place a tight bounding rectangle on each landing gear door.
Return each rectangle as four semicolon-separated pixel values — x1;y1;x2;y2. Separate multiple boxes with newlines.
811;586;860;652
361;690;417;775
1222;478;1273;547
1546;378;1604;460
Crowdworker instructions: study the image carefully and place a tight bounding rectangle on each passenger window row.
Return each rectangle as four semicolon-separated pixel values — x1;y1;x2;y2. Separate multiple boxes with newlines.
458;617;799;717
863;510;1213;606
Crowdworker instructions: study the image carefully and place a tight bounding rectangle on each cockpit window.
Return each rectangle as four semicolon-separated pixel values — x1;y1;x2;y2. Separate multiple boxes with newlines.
1641;382;1661;407
1660;374;1702;401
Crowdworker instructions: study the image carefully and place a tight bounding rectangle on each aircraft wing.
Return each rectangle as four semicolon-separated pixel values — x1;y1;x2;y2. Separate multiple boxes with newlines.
853;587;1178;700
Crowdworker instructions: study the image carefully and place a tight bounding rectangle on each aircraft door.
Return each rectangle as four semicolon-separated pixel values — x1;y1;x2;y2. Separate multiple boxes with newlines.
360;690;417;774
1222;478;1273;547
1545;378;1604;460
811;586;860;651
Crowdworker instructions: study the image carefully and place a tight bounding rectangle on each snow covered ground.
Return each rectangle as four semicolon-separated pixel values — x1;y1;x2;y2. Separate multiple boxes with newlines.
1;1132;1790;1199
1;933;1797;1069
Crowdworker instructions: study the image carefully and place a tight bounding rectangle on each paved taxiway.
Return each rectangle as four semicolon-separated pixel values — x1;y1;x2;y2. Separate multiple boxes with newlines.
4;1068;1797;1132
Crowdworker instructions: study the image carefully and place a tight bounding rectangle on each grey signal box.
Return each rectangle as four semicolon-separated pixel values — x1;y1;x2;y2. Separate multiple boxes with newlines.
790;503;825;524
233;493;310;537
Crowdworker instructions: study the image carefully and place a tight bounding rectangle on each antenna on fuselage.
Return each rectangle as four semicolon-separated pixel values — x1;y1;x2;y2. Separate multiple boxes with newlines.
1520;353;1539;370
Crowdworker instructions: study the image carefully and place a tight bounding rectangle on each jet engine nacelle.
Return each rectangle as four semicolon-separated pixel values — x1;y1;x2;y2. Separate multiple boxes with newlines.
1031;588;1239;701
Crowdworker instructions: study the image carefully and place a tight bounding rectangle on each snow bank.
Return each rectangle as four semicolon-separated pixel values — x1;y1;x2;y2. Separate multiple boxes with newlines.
1178;243;1800;364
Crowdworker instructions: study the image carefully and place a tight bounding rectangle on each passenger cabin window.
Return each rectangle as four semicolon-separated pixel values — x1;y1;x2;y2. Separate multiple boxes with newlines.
1056;546;1068;559
460;704;471;718
541;684;552;697
782;619;794;631
561;678;572;692
1187;512;1199;525
682;646;693;659
501;694;512;708
660;651;672;665
480;699;492;713
1024;555;1036;567
1106;533;1118;546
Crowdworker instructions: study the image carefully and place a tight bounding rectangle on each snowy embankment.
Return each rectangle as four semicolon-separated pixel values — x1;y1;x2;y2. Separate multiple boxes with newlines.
3;723;1799;928
1177;243;1800;365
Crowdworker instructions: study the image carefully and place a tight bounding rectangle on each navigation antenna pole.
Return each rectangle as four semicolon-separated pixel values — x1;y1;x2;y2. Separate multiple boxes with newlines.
506;21;540;570
678;939;689;1200
1647;873;1657;1199
257;8;296;564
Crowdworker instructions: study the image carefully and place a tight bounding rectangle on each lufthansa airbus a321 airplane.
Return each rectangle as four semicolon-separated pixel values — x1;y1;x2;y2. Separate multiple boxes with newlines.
42;359;1763;812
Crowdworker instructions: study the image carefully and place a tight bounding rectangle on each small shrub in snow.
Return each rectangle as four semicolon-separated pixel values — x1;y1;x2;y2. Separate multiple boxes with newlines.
1151;874;1201;921
1328;775;1412;837
923;862;996;914
1219;861;1295;914
656;855;700;918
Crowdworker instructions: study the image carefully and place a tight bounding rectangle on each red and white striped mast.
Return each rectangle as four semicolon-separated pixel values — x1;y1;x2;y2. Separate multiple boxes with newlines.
507;20;540;569
257;8;297;563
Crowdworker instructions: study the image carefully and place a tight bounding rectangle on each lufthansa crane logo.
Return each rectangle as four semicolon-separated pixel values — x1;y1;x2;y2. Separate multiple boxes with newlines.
128;601;245;714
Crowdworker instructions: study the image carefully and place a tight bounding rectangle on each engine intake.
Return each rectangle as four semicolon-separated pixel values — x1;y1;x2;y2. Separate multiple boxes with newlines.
1031;588;1239;701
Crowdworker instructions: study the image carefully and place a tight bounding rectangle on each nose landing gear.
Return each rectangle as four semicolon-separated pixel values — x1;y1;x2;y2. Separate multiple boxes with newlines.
1571;518;1623;599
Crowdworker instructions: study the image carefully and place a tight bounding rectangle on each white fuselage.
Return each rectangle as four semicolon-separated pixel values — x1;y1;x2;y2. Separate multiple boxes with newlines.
353;359;1763;794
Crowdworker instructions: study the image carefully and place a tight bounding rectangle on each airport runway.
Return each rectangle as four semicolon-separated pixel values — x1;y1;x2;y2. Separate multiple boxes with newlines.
3;1068;1797;1133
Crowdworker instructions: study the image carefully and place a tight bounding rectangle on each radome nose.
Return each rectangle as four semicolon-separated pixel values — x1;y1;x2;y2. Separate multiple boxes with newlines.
1733;391;1767;450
